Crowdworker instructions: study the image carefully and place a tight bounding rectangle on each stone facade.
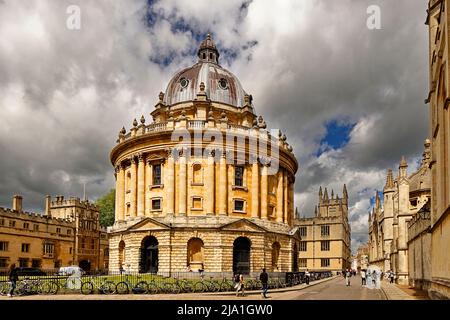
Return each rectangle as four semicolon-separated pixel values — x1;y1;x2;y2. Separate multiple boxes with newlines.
108;34;300;274
356;244;369;271
368;141;431;285
293;186;352;273
426;0;450;299
0;195;108;271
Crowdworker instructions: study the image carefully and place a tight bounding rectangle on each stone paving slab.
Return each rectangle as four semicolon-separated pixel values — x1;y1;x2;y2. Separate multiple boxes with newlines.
381;281;428;300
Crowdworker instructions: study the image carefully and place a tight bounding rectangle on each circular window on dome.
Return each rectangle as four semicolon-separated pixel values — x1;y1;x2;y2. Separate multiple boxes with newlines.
180;77;189;89
219;78;228;90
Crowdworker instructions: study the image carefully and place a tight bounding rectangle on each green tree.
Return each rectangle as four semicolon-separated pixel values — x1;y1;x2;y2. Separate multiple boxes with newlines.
96;189;115;228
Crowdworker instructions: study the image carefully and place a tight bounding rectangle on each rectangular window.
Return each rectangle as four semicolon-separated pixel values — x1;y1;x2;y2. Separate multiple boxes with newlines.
234;166;244;186
321;225;330;236
152;198;161;211
19;258;29;268
91;239;95;250
54;260;61;268
69;247;72;254
321;258;330;267
299;258;307;268
67;229;72;235
33;224;39;231
153;164;162;185
56;228;61;234
321;241;330;251
81;238;85;249
234;200;245;212
21;243;30;253
0;242;8;251
0;219;4;226
300;241;307;252
9;220;15;228
43;242;54;257
23;222;29;229
31;259;41;268
299;227;307;237
0;258;8;268
192;197;202;210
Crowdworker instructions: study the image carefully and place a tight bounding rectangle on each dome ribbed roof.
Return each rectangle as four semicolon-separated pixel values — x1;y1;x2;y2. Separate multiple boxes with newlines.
163;34;247;108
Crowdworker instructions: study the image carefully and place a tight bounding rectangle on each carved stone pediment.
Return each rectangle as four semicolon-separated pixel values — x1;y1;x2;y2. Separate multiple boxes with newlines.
126;218;171;231
220;219;267;233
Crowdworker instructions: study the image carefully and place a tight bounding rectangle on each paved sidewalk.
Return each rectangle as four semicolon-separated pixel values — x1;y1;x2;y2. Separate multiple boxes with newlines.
381;280;429;300
204;275;338;296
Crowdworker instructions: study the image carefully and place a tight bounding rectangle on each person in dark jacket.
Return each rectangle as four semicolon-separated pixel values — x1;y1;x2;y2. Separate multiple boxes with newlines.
259;268;269;298
8;264;18;297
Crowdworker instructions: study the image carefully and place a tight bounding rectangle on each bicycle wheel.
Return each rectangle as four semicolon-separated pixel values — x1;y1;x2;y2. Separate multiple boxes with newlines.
115;282;129;294
49;281;59;295
134;281;148;294
220;281;233;292
39;282;52;295
99;281;116;295
182;282;193;293
208;281;220;292
193;282;206;293
147;282;159;294
0;282;9;296
81;282;94;295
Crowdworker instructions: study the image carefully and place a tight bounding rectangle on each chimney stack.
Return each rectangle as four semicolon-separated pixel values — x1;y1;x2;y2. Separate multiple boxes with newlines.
45;195;51;216
12;195;23;212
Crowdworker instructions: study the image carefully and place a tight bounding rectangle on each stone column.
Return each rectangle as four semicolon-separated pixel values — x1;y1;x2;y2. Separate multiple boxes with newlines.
178;150;187;215
205;150;215;215
130;156;138;218
166;150;175;215
261;164;268;219
251;160;259;218
137;154;145;217
276;170;284;223
115;164;125;222
219;151;227;215
283;171;288;223
145;160;151;216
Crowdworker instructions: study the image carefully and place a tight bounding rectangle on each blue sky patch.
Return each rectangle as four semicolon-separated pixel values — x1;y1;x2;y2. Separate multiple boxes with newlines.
316;120;356;156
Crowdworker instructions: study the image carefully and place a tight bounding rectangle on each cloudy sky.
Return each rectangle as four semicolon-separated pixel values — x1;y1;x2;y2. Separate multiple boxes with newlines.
0;0;429;252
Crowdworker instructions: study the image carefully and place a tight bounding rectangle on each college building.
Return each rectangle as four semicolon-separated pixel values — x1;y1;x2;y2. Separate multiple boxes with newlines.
0;195;108;271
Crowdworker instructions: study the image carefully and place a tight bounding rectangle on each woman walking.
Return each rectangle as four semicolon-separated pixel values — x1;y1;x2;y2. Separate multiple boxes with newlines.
236;274;245;297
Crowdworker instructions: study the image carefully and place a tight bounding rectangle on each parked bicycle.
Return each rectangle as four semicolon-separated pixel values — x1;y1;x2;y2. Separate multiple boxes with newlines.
81;277;116;295
115;275;148;294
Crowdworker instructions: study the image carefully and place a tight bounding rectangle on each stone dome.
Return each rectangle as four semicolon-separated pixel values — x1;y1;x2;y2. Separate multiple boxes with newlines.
163;34;247;108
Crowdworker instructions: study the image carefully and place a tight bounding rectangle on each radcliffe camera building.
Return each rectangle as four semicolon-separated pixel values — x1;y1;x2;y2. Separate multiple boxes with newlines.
108;34;301;274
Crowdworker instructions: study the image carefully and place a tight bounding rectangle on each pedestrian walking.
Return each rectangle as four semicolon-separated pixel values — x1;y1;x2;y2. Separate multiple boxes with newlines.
305;269;310;285
345;269;351;286
235;274;245;297
7;263;18;297
389;271;395;284
259;268;269;298
361;269;366;286
372;270;376;285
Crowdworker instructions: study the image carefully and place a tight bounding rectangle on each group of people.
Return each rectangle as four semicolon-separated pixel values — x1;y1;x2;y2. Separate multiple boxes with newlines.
234;269;270;298
361;268;382;289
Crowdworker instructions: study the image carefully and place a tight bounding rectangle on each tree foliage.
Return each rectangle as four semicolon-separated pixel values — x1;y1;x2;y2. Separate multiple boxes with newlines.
96;189;115;228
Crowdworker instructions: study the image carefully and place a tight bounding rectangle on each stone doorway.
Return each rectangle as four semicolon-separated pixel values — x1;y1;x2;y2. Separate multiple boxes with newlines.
140;236;158;273
233;237;251;275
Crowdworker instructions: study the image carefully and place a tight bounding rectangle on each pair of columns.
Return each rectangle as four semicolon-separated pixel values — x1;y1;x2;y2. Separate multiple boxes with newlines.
115;154;157;221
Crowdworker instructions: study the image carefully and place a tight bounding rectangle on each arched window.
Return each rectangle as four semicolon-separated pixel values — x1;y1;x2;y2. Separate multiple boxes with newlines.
192;163;203;184
187;238;204;271
272;242;281;271
119;241;125;269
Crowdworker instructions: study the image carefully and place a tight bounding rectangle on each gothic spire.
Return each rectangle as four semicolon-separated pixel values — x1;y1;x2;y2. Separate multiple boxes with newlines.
384;169;394;190
323;188;329;201
343;184;348;199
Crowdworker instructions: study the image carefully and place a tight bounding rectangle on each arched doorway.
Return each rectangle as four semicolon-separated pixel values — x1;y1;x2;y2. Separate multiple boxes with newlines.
272;242;281;271
140;236;158;273
293;243;299;272
79;260;91;272
233;237;251;275
187;238;204;271
119;240;125;269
